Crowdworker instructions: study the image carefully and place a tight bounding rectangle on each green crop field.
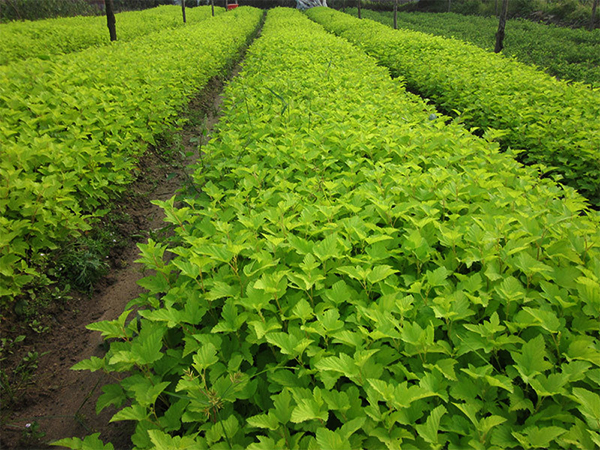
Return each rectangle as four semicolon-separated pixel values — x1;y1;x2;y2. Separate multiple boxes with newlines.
0;5;224;65
1;6;599;450
309;8;600;206
0;7;262;304
345;8;600;87
63;7;600;450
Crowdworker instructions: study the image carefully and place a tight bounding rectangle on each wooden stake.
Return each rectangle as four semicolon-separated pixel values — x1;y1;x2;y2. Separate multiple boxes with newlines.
105;0;116;41
494;0;509;53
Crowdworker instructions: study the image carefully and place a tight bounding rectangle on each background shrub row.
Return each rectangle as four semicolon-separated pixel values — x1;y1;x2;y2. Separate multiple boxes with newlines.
307;7;600;206
344;8;600;86
0;5;224;65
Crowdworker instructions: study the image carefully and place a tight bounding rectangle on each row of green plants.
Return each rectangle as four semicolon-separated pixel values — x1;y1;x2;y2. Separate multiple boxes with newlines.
346;8;600;86
403;0;599;28
0;7;264;308
0;0;181;22
308;8;600;207
0;0;97;22
0;5;224;65
64;7;600;449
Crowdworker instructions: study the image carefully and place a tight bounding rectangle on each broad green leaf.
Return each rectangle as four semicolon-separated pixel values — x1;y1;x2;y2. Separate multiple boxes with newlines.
110;404;148;422
339;416;366;440
160;399;189;432
136;329;165;366
576;276;600;317
512;426;567;449
198;244;234;263
323;280;354;305
514;252;552;277
559;418;597;450
71;356;105;372
331;329;363;347
272;389;293;424
249;318;282;340
522;307;561;334
313;234;339;262
589;430;600;448
205;415;239;446
511;334;552;384
369;426;413;447
495;277;525;302
134;381;170;409
315;353;359;378
566;338;600;367
137;275;171;295
254;271;288;295
212;300;246;333
266;332;299;356
51;433;114;450
562;361;592;382
315;428;352;450
336;265;368;283
530;372;568;397
453;401;481;428
96;383;127;414
322;390;350;413
571;387;600;427
426;266;449;287
484;374;514;394
367;265;397;284
140;307;181;328
86;310;131;339
434;358;458;381
509;387;534;413
317;309;344;333
193;343;219;371
247;412;280;431
247;436;279;450
292;299;314;322
206;281;238;301
290;398;328;423
479;415;507;436
415;405;447;445
148;429;199;450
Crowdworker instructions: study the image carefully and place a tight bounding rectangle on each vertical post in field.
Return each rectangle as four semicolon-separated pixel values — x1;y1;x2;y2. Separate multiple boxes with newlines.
182;0;187;23
105;0;116;41
494;0;509;53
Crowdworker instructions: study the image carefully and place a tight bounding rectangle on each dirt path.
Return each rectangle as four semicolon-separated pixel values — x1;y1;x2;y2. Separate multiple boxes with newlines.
1;78;228;450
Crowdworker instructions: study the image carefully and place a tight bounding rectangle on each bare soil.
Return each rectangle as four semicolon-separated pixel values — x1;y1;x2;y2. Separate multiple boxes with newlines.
0;77;228;450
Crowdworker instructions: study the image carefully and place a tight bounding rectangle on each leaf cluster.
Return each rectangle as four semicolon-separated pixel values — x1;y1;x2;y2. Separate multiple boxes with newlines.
0;7;264;305
72;8;600;450
0;5;224;66
307;7;600;205
346;9;600;87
